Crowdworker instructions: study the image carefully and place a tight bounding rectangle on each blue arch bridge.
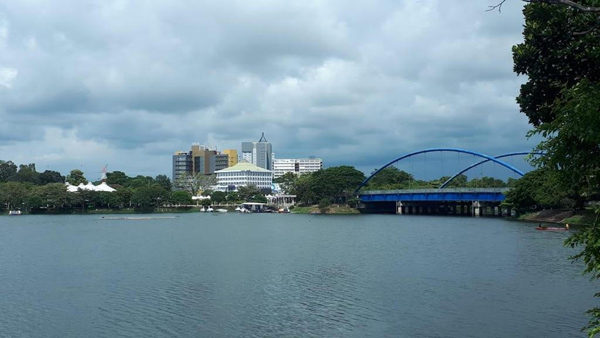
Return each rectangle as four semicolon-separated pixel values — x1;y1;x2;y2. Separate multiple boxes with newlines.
356;148;541;217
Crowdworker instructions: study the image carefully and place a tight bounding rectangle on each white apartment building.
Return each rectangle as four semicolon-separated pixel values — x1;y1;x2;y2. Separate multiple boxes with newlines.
215;161;273;191
273;158;323;179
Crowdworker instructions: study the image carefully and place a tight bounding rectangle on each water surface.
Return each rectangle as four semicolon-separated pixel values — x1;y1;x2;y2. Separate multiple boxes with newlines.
0;214;595;337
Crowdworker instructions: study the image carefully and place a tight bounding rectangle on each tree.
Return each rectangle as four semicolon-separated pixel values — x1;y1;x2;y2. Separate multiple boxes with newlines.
131;187;154;209
318;197;331;213
505;168;575;211
155;174;172;191
170;190;192;206
66;169;88;185
126;175;154;189
114;188;134;208
274;172;297;193
39;170;65;185
39;183;69;211
106;171;129;186
366;167;413;190
210;191;226;204
0;160;17;182
312;166;366;204
175;172;216;195
512;1;600;334
489;1;600;15
226;192;240;203
0;181;29;210
237;185;262;202
15;164;40;184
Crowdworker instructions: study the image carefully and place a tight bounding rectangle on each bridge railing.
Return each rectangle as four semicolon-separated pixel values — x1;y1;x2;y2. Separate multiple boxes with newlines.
360;188;510;195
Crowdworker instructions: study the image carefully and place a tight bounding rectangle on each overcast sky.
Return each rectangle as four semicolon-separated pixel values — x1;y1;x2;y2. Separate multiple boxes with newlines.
0;0;537;180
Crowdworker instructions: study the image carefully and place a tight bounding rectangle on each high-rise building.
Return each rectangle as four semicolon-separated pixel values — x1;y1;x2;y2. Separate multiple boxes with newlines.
172;151;192;182
273;157;323;179
241;132;273;170
222;149;238;167
172;144;229;183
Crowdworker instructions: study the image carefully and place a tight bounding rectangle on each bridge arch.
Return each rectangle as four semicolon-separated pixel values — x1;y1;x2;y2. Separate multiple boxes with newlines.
439;152;544;189
356;148;526;192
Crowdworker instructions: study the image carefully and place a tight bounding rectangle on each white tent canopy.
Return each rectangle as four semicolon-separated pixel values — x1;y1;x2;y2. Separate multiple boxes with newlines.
65;181;116;192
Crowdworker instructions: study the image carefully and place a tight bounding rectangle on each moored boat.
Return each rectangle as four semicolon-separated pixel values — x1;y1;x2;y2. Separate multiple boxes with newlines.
8;210;21;215
535;226;569;231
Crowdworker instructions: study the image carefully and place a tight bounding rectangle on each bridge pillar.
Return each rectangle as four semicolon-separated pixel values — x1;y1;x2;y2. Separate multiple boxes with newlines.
396;201;403;215
472;201;481;217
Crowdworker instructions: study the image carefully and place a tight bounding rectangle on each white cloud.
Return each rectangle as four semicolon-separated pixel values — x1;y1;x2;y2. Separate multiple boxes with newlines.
0;67;18;88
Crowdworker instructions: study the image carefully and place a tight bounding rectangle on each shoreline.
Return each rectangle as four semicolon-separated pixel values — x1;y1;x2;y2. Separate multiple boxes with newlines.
518;209;595;226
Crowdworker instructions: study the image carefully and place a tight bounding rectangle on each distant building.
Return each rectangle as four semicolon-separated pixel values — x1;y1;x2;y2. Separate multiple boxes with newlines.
222;149;238;167
215;161;273;192
173;151;193;182
241;132;273;170
172;144;229;183
273;157;323;179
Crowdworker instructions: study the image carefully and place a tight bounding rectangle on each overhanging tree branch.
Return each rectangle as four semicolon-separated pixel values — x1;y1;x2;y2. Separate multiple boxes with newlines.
489;0;600;13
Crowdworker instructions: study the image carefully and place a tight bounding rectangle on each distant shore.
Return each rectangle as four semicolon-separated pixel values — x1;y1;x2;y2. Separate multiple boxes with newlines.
518;209;596;226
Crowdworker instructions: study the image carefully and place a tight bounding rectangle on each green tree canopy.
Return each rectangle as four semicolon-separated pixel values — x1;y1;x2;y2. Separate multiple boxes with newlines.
16;164;40;184
66;169;88;185
0;160;17;182
155;174;172;191
39;170;65;185
170;190;192;205
106;171;129;186
210;191;226;204
366;167;413;190
512;2;600;334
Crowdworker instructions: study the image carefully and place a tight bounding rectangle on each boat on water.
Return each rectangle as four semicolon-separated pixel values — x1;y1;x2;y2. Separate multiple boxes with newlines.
215;208;228;213
535;226;569;231
235;206;251;213
8;210;21;215
207;207;214;212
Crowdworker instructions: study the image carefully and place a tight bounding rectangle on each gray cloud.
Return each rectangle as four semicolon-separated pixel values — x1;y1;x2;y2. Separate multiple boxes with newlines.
0;0;537;179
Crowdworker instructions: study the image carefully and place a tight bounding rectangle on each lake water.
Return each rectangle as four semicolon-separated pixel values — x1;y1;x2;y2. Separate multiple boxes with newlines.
0;213;595;337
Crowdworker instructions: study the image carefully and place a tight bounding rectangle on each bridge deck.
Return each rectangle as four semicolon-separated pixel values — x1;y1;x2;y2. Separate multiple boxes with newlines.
359;188;509;202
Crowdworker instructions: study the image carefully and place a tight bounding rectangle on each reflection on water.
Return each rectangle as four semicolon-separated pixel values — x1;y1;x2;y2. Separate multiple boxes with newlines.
0;214;594;337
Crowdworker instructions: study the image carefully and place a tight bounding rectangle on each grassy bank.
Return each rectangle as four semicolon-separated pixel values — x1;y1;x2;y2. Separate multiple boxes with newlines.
519;209;596;226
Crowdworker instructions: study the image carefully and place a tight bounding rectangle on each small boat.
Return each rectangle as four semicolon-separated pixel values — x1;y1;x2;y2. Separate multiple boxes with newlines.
8;210;21;215
535;226;569;231
207;207;214;212
215;208;228;213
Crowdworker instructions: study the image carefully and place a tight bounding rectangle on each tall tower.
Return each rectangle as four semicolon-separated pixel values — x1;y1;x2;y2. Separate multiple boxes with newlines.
241;132;273;170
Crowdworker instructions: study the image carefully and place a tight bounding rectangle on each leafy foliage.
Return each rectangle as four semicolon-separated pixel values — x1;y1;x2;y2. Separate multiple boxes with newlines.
366;167;413;190
66;169;88;185
288;166;365;205
170;191;192;205
512;1;600;335
0;160;17;182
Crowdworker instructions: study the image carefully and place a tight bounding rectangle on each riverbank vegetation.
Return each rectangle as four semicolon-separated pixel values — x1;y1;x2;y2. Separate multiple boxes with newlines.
276;166;365;208
506;1;600;335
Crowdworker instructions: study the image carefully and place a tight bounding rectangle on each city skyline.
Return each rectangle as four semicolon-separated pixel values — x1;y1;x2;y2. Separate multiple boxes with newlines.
0;1;537;179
